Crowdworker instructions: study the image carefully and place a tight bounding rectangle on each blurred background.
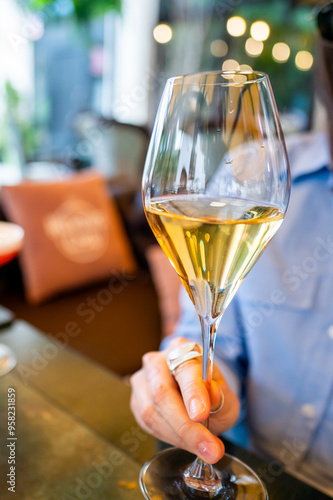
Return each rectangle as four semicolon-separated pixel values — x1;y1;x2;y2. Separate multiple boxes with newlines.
0;0;325;184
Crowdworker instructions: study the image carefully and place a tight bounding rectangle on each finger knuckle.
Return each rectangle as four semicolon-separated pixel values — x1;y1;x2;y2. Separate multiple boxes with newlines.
143;352;165;373
177;373;204;400
177;419;192;441
179;373;200;392
141;403;156;429
142;352;156;366
129;370;141;387
151;381;169;407
176;359;202;379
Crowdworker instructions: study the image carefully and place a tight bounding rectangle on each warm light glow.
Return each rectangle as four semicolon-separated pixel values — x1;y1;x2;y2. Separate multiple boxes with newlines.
295;50;313;71
210;39;228;57
222;59;239;71
153;23;172;44
250;21;270;41
226;16;246;37
272;42;290;63
238;64;252;73
245;37;263;57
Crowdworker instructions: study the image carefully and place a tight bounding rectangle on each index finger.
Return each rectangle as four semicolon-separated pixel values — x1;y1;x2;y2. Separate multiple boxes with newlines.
165;339;218;422
171;357;211;423
143;351;224;464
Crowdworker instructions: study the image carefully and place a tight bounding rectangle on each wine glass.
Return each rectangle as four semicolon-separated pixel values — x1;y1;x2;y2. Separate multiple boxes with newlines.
0;221;24;375
141;70;290;499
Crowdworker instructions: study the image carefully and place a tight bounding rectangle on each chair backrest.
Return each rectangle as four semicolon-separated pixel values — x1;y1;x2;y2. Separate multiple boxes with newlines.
74;112;151;181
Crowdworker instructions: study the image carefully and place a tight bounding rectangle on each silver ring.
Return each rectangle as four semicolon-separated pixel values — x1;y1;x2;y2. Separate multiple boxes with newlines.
210;387;225;414
167;342;203;375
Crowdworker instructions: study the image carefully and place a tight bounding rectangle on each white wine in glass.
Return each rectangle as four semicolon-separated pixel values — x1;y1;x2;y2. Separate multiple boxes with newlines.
141;70;290;499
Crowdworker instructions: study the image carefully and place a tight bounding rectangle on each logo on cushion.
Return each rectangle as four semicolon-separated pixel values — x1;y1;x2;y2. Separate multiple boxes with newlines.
43;199;109;263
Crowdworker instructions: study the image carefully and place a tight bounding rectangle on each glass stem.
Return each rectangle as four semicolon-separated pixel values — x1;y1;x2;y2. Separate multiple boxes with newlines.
201;317;217;428
183;316;222;495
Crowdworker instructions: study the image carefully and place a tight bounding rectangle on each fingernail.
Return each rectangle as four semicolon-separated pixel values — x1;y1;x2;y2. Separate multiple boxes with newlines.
198;441;220;462
189;398;206;419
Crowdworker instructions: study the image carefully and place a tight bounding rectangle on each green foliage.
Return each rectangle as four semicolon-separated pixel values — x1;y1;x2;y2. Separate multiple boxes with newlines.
20;0;121;22
4;82;20;110
72;0;121;21
0;81;39;163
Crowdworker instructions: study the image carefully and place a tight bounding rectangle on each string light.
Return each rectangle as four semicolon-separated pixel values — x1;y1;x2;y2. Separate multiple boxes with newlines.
250;21;270;41
222;59;239;71
238;64;252;72
153;24;172;44
210;39;228;58
226;16;246;37
272;42;290;63
245;38;264;57
295;50;313;71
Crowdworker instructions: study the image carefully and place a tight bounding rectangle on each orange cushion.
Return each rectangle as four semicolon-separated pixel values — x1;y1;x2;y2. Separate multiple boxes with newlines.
1;172;137;304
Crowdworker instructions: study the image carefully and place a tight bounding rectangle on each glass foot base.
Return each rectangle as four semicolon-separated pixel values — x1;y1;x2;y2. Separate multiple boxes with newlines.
0;344;17;376
140;447;268;500
183;459;222;494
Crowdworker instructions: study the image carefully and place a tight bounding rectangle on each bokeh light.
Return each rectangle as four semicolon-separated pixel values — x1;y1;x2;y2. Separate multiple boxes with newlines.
272;42;290;63
245;38;264;57
222;59;239;71
226;16;246;37
250;21;270;41
153;24;173;44
295;50;313;71
238;64;253;73
210;39;228;58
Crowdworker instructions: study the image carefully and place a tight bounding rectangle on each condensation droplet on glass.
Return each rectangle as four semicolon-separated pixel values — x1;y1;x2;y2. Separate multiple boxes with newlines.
229;106;234;114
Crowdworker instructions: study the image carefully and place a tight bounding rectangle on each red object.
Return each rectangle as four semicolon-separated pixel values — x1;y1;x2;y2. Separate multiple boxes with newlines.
0;250;19;266
0;222;24;267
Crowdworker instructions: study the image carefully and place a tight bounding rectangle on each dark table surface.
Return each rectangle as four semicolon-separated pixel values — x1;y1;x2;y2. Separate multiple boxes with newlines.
0;313;331;499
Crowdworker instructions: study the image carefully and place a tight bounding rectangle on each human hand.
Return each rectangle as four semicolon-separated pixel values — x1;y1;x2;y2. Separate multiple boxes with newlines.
130;337;240;464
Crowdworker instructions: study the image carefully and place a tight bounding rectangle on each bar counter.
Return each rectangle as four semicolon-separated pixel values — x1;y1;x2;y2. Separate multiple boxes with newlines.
0;317;331;499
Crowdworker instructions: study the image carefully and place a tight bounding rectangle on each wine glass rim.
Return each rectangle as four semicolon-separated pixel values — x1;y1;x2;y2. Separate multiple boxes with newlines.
168;69;268;86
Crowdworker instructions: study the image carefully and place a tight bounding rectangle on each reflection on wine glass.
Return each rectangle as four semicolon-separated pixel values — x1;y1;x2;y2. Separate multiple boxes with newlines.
141;70;290;499
0;222;24;376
